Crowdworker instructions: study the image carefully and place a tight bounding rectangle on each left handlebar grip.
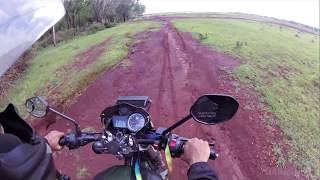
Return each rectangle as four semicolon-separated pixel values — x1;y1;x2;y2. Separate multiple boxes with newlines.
58;136;66;146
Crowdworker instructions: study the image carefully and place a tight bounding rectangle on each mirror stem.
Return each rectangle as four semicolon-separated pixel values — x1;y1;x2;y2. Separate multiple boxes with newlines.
162;114;192;136
49;107;81;136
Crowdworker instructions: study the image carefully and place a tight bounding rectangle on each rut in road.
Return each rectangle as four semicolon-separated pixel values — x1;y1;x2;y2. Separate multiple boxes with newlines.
50;20;304;180
151;21;246;180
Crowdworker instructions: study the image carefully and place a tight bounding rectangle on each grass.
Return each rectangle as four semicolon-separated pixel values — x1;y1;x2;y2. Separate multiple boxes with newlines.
0;21;160;116
81;126;97;133
173;19;320;178
76;166;90;179
273;143;286;168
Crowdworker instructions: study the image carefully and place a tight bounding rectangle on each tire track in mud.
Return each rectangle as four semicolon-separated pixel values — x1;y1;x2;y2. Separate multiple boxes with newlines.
157;32;178;121
47;19;304;180
158;21;247;180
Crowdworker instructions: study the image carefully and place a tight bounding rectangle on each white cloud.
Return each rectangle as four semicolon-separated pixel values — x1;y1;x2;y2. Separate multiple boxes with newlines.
0;10;9;24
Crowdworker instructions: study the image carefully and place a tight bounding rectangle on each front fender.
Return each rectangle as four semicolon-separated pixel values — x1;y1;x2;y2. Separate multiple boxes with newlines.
93;165;163;180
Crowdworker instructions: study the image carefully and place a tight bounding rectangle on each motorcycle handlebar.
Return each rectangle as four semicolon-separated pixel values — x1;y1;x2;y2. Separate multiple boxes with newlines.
59;137;66;146
168;135;218;160
58;131;218;160
58;133;101;149
136;139;160;144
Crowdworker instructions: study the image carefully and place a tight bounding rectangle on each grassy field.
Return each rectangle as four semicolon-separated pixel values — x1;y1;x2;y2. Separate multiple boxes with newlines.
173;19;320;178
0;21;160;116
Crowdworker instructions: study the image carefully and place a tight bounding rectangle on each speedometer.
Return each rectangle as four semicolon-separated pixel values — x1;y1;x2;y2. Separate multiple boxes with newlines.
127;113;145;132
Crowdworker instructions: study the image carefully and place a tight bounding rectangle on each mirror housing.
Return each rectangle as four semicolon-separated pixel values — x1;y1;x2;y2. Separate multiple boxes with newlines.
190;94;239;125
25;96;82;135
26;96;49;118
162;94;239;136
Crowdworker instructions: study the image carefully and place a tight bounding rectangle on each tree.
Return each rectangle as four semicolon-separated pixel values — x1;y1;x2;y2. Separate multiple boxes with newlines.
130;2;145;18
116;0;135;22
91;0;119;23
62;0;145;29
63;0;90;29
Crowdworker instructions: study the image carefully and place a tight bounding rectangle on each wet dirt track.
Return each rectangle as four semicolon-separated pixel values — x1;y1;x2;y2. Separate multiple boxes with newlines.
49;19;303;180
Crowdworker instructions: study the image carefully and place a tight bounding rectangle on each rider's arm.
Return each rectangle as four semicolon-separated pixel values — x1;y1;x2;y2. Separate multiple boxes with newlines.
182;138;219;180
187;162;218;180
0;130;64;153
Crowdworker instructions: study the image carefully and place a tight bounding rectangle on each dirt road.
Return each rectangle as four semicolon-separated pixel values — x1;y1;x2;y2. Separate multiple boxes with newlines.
48;19;303;180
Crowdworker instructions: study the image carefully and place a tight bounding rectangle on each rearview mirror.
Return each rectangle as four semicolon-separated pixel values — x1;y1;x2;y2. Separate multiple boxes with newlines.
190;94;239;125
26;96;49;118
26;96;82;135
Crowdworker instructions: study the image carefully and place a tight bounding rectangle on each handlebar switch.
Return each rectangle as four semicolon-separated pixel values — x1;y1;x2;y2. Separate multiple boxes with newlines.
168;138;184;158
169;139;177;148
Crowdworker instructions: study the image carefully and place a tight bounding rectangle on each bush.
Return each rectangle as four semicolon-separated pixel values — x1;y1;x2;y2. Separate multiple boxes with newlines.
104;22;116;28
199;33;208;40
32;23;109;50
234;41;248;49
32;28;77;50
235;41;243;49
86;23;105;34
192;32;208;41
56;28;76;42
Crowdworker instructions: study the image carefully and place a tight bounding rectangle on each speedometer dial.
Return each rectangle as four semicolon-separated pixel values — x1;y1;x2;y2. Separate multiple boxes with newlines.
127;113;145;132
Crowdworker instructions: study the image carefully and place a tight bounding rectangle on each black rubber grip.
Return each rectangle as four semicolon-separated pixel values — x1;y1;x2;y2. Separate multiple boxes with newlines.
209;151;218;160
58;137;66;146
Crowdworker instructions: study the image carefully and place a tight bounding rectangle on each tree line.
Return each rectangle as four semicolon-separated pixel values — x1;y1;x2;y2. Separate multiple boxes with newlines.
35;0;145;48
59;0;145;30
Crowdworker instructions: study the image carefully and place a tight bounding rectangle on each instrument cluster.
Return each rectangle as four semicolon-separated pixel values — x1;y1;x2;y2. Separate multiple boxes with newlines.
101;103;150;133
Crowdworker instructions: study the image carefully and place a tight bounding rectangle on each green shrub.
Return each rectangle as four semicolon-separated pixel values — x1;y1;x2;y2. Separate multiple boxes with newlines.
86;23;105;34
104;22;117;28
199;32;208;40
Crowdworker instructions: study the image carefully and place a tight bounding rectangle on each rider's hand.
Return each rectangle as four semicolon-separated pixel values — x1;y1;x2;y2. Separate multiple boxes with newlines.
181;138;210;166
44;130;64;151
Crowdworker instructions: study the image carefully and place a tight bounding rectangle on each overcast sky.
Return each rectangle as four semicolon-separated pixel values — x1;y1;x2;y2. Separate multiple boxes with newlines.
140;0;319;27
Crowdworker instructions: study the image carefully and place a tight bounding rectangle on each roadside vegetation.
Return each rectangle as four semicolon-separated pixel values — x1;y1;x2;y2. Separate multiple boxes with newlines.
76;166;90;179
38;0;145;49
173;19;320;178
0;21;160;116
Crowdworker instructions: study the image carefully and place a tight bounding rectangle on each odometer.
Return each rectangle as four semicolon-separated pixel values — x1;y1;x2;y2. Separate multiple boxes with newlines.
112;116;127;128
127;113;145;132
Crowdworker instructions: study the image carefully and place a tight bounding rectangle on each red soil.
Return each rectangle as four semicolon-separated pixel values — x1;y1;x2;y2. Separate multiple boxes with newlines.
46;19;304;180
73;38;112;69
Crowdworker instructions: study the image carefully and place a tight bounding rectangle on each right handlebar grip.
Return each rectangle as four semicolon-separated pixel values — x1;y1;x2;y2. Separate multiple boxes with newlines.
59;137;66;146
209;150;219;160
